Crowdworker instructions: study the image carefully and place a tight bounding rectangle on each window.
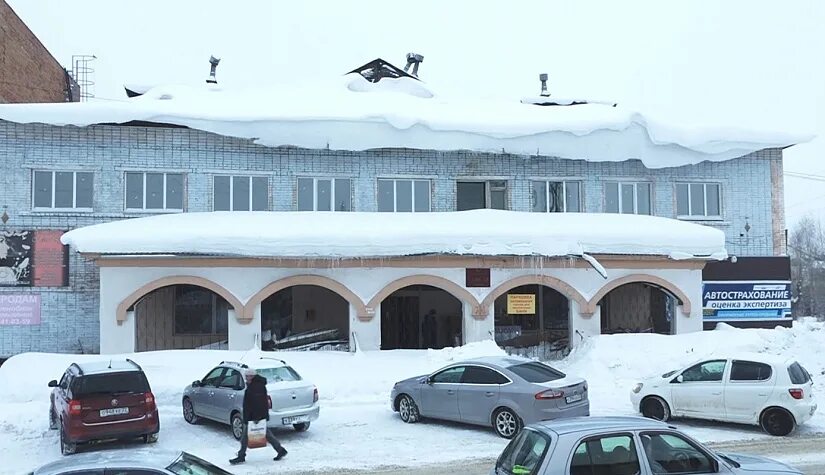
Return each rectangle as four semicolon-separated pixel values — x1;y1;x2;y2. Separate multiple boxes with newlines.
570;434;640;475
788;362;812;384
33;171;93;210
255;366;301;383
531;180;581;212
174;286;229;335
201;368;226;387
457;180;507;210
461;366;510;384
218;370;242;389
72;373;150;396
213;175;268;211
680;360;726;383
496;428;551;475
730;361;773;381
509;362;566;383
640;432;715;474
676;183;721;218
297;178;351;211
125;172;184;211
377;179;431;212
605;182;651;215
431;366;465;383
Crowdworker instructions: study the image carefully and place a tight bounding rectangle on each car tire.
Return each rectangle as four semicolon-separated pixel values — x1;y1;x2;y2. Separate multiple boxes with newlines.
59;423;76;455
641;396;671;422
144;432;159;443
231;412;244;441
182;397;200;424
760;408;795;436
492;407;522;439
398;394;421;424
48;406;58;430
293;422;310;432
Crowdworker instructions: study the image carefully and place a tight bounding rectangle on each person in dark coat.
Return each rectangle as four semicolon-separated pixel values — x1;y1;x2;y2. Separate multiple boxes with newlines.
230;368;287;465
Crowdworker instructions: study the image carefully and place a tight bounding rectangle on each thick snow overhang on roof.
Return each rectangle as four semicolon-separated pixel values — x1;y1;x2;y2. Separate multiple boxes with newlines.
60;210;728;263
0;74;809;169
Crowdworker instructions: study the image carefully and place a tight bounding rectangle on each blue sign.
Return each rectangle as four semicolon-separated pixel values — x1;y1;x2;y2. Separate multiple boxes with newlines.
702;281;792;321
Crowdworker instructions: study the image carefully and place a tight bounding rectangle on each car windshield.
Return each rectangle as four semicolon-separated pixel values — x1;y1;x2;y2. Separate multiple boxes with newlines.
788;362;811;384
72;372;149;396
256;366;301;383
508;362;565;383
495;428;551;475
167;452;232;475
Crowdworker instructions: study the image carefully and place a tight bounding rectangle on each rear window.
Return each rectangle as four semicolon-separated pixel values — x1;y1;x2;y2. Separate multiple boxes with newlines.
788;362;811;384
495;428;551;475
72;371;149;396
256;366;301;383
508;362;565;383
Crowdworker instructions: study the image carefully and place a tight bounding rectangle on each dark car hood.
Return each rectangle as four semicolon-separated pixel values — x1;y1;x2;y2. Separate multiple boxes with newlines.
719;452;801;473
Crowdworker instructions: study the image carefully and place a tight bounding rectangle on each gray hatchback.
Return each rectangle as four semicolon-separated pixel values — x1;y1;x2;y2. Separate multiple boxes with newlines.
390;356;589;438
492;416;801;475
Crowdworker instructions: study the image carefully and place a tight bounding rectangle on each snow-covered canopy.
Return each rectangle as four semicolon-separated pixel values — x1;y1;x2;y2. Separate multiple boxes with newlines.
60;210;728;261
0;73;807;168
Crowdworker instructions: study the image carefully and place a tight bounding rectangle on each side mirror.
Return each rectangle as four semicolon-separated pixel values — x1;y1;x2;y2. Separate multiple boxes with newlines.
192;380;201;388
426;377;434;385
48;380;58;388
675;375;684;383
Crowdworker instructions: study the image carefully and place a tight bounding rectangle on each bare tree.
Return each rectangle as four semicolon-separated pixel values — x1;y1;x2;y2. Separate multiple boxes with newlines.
789;215;825;319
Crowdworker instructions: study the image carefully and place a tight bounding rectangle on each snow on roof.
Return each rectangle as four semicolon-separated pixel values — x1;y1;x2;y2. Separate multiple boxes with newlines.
0;73;807;168
60;210;727;261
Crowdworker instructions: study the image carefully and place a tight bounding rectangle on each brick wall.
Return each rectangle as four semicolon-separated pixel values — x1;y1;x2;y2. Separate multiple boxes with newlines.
0;0;75;103
0;120;783;356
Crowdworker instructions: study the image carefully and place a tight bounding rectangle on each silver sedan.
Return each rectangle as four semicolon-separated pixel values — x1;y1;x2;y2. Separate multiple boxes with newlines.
390;356;589;438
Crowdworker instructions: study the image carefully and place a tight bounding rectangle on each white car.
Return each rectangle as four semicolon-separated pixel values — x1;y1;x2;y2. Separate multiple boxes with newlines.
630;353;817;436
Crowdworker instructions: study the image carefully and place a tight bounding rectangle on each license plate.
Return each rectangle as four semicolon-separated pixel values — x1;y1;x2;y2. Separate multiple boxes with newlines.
565;394;582;404
282;415;309;425
99;407;129;417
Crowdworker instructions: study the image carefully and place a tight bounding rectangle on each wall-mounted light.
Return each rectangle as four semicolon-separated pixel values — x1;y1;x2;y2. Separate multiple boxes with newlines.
1;205;8;224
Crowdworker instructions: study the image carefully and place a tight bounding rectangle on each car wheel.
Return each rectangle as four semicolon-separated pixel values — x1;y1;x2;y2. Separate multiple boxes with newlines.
231;412;244;441
398;394;421;423
493;408;522;439
182;397;200;424
59;423;76;455
293;422;310;432
144;432;159;443
48;406;58;430
760;408;795;436
641;396;671;422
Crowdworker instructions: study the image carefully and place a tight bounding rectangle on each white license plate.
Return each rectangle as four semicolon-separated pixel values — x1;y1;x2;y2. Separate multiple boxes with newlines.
99;407;129;417
282;415;309;425
565;394;583;404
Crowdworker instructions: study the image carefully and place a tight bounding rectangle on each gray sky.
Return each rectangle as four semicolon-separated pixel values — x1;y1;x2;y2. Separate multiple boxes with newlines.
8;0;825;231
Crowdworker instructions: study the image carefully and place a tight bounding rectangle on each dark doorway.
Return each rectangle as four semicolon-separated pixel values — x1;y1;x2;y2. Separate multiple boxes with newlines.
493;285;570;355
600;283;675;334
380;285;462;350
260;285;349;351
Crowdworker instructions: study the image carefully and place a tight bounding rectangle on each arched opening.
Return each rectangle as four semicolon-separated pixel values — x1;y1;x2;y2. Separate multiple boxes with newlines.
494;285;570;358
599;283;677;335
260;285;350;351
380;285;462;350
133;284;231;351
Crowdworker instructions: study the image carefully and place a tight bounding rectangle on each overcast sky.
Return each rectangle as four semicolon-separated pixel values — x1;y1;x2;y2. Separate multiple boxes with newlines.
8;0;825;231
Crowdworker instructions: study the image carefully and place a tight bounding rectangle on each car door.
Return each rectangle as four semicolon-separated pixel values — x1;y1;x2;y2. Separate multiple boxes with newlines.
213;369;244;423
670;360;727;419
458;365;506;425
194;367;227;420
568;433;642;475
420;366;464;421
724;360;775;423
53;371;71;419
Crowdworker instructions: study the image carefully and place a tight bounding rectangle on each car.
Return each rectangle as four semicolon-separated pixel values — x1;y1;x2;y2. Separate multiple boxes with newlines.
31;450;233;475
491;416;802;475
390;356;589;439
182;357;319;440
630;353;817;436
47;359;160;455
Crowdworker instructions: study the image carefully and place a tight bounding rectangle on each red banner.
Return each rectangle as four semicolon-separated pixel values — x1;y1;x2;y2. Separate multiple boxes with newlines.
33;230;68;287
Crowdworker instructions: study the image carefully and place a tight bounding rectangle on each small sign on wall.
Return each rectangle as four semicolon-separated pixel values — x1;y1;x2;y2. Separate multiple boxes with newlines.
465;268;491;287
0;293;41;325
507;294;536;314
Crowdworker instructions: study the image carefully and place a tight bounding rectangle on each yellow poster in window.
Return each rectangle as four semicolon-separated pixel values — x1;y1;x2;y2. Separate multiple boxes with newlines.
507;294;536;314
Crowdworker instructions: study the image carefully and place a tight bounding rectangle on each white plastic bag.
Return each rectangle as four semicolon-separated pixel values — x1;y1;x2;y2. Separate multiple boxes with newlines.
247;420;267;449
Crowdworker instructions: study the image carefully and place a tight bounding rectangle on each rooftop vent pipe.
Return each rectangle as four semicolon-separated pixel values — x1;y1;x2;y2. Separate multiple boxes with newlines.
206;56;220;84
539;73;549;96
404;53;424;77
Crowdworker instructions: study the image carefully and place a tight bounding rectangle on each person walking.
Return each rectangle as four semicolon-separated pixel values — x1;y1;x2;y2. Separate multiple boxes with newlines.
230;368;288;465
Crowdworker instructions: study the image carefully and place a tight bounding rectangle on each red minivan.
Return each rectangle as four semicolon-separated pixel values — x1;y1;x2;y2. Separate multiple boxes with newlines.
48;359;159;455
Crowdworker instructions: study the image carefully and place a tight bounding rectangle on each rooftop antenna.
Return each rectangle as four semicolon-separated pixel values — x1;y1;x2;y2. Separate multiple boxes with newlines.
403;53;424;77
539;73;549;96
108;359;112;369
206;56;220;84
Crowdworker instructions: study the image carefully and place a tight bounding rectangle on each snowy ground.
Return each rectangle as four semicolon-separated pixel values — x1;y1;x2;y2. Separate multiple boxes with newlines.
1;320;823;474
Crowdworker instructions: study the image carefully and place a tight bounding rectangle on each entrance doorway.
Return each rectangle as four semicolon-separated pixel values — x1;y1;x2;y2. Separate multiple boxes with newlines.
380;285;462;350
260;285;350;351
493;285;570;356
600;283;676;334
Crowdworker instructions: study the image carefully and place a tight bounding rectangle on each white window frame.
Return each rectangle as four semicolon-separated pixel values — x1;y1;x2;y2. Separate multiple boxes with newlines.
605;181;652;215
298;177;351;212
676;182;722;219
32;170;93;212
378;178;431;212
124;171;185;212
457;180;508;210
532;180;581;213
213;175;268;211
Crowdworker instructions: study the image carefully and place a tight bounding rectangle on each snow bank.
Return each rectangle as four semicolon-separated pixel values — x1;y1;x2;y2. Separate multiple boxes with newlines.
59;209;727;260
0;74;808;168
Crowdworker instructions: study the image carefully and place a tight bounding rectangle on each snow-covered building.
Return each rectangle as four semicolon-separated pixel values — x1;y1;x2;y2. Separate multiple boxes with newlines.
0;58;803;357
